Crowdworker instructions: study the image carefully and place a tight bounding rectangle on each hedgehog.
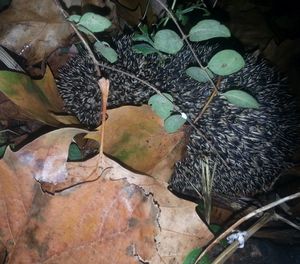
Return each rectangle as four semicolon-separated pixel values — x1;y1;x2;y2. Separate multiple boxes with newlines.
56;35;300;200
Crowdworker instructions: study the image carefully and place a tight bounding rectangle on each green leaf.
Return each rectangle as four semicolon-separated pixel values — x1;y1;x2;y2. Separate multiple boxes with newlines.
132;33;154;46
0;145;7;159
183;247;211;264
209;224;222;234
132;43;158;55
221;90;260;108
153;29;183;54
68;143;82;161
186;67;213;83
78;12;111;33
189;19;231;42
164;114;186;133
208;49;245;76
148;93;173;119
94;41;118;63
68;14;81;23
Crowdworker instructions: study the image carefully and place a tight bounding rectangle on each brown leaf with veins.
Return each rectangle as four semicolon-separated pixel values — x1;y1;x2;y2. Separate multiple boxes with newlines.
0;128;212;263
0;0;73;65
87;105;186;177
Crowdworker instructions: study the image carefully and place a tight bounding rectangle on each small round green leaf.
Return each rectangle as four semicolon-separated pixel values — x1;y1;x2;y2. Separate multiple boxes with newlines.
68;143;82;161
68;14;81;23
148;93;173;119
132;33;154;46
209;224;222;234
221;90;260;108
0;145;7;159
208;49;245;76
78;12;111;33
132;43;158;55
94;41;118;63
183;247;211;264
186;67;213;83
164;114;186;133
153;29;183;54
189;19;231;42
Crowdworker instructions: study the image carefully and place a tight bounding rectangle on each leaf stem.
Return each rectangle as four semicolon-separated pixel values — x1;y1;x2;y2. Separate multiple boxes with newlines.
98;78;109;169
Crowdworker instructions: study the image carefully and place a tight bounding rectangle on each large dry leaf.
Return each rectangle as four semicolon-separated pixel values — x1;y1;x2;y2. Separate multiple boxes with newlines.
0;67;79;126
0;0;73;65
87;105;186;177
0;128;212;263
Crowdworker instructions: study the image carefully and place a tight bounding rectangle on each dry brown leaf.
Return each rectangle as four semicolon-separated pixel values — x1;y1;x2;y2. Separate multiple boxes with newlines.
0;66;79;126
87;105;185;178
0;0;73;65
0;128;212;263
4;128;88;184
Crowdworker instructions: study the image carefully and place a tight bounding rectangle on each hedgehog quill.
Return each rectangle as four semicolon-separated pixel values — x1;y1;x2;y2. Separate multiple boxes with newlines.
56;36;300;200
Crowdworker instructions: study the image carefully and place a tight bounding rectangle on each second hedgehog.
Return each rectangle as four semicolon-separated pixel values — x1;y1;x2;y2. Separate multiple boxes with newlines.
56;35;300;200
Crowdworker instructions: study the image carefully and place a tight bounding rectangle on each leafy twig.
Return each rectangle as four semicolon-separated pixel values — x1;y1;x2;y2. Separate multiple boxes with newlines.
53;0;101;77
196;192;300;262
153;0;218;94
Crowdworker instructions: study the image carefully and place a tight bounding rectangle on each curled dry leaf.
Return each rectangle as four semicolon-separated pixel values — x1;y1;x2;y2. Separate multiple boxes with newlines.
0;127;212;263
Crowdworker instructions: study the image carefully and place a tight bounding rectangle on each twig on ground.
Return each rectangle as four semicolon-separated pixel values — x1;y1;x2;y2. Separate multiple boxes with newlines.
212;213;273;264
196;192;300;262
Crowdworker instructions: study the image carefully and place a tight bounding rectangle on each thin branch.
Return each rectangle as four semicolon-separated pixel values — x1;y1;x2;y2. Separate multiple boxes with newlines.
275;213;300;231
194;77;221;123
196;192;300;262
212;213;273;264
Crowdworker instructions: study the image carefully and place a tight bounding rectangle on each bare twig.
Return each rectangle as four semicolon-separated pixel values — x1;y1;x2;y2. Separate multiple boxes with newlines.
194;77;221;123
274;213;300;231
194;89;217;124
212;213;273;264
196;192;300;262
